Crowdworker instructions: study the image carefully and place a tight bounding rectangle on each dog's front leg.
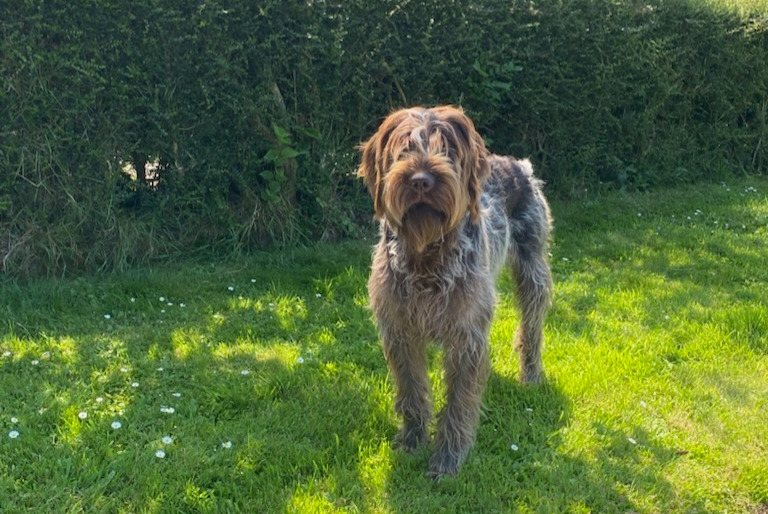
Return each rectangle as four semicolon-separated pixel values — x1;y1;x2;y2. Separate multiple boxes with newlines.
429;330;490;478
381;331;432;452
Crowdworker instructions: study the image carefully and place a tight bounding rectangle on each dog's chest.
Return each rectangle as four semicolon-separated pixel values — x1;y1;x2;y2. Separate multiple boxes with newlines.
395;270;466;336
386;249;490;338
370;220;500;340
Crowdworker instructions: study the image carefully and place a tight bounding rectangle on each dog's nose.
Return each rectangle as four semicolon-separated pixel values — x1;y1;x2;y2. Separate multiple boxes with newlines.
410;172;435;193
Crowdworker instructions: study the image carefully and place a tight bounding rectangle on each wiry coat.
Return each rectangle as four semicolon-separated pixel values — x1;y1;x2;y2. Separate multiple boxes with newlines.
359;107;552;478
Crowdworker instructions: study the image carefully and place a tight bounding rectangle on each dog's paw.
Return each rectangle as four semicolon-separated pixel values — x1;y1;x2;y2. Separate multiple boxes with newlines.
394;424;428;453
519;365;545;385
520;373;542;385
427;448;462;480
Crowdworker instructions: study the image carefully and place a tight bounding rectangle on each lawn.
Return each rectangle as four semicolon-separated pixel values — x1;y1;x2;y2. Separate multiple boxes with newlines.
1;178;767;513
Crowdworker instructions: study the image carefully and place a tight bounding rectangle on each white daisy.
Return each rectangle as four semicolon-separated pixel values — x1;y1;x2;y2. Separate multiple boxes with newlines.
162;435;174;445
78;411;88;420
111;421;122;430
221;441;233;449
8;430;20;439
155;450;166;459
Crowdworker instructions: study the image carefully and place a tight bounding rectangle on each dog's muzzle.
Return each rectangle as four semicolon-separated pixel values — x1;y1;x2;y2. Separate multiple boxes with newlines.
409;171;435;195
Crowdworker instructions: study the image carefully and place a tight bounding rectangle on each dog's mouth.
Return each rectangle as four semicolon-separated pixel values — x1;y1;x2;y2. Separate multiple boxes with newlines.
403;202;447;226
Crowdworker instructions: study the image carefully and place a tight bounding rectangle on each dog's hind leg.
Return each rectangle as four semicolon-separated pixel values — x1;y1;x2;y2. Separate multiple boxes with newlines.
510;235;552;384
507;193;552;384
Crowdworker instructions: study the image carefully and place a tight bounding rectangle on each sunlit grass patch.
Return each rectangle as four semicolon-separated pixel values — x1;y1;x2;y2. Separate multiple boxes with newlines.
1;180;767;512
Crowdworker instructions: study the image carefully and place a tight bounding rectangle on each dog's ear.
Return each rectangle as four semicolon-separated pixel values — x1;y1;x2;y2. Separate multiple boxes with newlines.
357;109;412;218
436;107;490;223
356;135;384;218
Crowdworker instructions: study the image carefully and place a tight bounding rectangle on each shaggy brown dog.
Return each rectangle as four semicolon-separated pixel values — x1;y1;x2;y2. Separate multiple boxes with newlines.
358;106;553;478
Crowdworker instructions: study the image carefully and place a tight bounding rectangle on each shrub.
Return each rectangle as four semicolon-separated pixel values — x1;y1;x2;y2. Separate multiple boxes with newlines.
1;0;766;277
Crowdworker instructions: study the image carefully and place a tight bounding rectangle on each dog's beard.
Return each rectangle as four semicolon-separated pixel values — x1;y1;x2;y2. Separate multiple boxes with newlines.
400;203;447;253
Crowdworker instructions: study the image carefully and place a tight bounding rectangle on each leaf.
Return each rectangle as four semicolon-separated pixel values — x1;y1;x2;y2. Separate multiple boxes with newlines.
300;127;322;140
279;148;301;160
489;81;512;91
502;60;524;73
472;60;488;77
272;123;291;144
264;149;279;162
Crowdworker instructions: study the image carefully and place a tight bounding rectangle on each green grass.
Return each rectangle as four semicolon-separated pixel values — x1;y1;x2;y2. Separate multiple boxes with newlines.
703;0;768;15
1;177;767;513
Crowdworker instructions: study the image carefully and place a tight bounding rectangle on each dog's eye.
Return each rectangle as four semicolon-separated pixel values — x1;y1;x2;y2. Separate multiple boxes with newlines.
406;141;423;153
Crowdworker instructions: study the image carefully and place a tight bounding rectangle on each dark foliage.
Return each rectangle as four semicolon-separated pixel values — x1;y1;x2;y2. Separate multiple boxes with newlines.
1;0;766;277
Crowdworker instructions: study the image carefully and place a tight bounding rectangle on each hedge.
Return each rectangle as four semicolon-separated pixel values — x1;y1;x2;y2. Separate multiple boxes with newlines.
1;0;767;277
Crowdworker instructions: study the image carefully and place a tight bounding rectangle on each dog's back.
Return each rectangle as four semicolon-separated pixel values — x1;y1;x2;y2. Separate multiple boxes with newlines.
485;155;552;266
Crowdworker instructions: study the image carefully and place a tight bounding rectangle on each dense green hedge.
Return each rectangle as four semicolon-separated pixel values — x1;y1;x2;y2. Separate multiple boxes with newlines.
2;0;767;277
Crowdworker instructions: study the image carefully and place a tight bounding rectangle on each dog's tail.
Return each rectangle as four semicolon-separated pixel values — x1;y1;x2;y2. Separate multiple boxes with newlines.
486;155;544;220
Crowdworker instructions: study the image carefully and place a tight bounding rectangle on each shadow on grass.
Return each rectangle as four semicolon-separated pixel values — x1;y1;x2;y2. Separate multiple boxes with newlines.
1;237;678;513
3;177;766;511
0;242;396;511
548;178;768;355
381;375;648;513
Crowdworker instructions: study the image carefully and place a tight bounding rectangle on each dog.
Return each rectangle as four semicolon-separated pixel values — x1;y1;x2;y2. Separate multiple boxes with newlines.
357;106;553;478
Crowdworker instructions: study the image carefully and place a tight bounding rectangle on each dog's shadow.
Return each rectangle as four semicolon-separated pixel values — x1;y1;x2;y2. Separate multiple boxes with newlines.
382;372;641;513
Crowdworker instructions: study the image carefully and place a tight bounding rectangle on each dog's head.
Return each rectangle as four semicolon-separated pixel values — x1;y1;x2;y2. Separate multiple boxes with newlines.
357;106;490;252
